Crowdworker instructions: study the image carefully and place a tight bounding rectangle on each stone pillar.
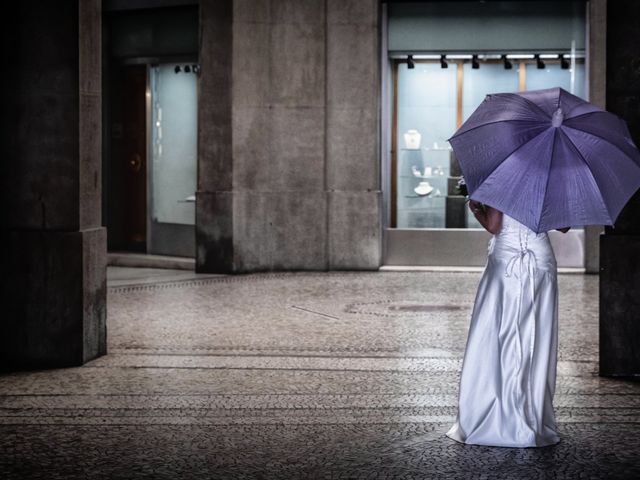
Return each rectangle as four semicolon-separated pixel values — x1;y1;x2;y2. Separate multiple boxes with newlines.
196;0;381;273
231;0;328;272
326;0;382;269
196;0;234;272
599;0;640;376
584;0;607;273
0;0;106;370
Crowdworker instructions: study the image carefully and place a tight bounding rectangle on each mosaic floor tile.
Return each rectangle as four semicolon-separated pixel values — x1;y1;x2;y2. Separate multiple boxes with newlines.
1;269;638;479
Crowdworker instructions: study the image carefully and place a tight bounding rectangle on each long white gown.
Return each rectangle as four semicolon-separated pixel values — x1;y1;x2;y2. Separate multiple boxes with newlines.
446;213;561;448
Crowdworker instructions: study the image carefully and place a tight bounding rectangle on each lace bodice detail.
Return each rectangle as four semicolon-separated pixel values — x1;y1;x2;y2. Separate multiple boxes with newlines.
488;213;553;271
499;214;546;238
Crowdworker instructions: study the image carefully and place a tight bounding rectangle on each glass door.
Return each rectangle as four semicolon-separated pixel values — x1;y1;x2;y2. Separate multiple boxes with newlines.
147;62;198;257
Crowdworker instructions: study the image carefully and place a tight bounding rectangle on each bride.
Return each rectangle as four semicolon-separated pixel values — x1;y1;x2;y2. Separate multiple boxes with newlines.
445;199;569;448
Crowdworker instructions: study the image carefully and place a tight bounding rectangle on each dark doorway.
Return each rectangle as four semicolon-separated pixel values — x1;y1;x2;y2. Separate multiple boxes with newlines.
102;4;199;258
107;63;148;252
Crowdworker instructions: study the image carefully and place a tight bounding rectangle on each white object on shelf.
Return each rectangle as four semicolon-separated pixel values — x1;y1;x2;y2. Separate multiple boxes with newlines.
414;181;434;196
411;166;435;179
404;129;421;149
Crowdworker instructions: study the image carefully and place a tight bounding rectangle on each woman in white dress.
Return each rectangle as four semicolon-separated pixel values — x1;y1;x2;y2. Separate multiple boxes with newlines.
446;200;569;448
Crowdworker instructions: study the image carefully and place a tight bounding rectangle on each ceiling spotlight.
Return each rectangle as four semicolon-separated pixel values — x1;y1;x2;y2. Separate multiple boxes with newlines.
535;54;545;69
184;65;191;73
560;54;570;69
502;54;512;70
472;54;479;69
407;54;415;69
174;65;181;74
440;54;448;69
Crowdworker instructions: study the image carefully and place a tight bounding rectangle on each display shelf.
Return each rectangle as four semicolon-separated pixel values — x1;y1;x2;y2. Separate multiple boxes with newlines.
399;176;448;182
404;196;445;199
396;143;465;229
400;147;453;152
401;172;446;175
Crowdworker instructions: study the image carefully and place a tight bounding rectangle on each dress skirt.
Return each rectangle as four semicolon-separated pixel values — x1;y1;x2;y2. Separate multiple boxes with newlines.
446;214;561;448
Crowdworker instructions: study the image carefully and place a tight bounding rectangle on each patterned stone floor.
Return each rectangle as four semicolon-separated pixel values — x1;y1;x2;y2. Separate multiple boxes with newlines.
1;269;639;479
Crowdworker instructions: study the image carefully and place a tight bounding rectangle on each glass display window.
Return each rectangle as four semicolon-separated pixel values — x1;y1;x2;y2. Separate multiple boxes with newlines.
391;55;586;230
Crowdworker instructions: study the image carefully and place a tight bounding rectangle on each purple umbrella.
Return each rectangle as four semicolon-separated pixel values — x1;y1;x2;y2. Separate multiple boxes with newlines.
447;86;640;233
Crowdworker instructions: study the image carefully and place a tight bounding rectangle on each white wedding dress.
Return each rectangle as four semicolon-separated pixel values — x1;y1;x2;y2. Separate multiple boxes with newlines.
446;213;561;448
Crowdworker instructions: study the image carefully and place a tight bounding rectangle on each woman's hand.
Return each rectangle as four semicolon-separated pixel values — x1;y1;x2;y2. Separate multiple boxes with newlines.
469;200;502;235
469;200;484;214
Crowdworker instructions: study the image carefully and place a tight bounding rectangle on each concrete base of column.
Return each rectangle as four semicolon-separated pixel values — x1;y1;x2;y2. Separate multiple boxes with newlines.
599;234;640;377
0;227;107;371
195;191;233;274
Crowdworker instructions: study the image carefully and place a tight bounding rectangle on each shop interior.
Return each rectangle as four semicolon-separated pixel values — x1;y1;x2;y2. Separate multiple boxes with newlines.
391;53;586;229
382;0;589;267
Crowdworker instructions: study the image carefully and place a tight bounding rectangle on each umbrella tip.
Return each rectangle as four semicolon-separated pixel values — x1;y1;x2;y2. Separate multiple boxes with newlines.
551;107;564;127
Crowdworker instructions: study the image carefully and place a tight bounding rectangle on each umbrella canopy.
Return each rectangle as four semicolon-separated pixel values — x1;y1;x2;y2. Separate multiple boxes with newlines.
447;86;640;233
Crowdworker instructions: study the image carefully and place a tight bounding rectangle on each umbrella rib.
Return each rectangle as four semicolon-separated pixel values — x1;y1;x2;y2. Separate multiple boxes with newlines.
563;124;640;168
558;128;613;220
516;94;555;120
470;126;551;203
563;110;602;122
448;119;546;141
537;130;557;233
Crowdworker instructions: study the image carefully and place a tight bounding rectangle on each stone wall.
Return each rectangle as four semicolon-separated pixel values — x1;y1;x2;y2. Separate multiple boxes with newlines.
599;0;640;376
197;0;381;273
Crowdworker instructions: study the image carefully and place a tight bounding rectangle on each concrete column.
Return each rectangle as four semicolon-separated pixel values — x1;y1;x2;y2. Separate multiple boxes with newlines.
599;0;640;377
196;0;234;272
197;0;381;273
231;0;327;272
0;0;106;370
584;0;607;273
326;0;382;269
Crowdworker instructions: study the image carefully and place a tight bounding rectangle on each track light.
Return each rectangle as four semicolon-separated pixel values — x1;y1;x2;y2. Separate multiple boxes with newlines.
407;54;415;69
502;54;512;70
192;64;201;75
184;65;191;73
174;65;181;74
440;54;448;69
535;54;545;69
560;55;569;69
472;54;479;69
506;54;534;60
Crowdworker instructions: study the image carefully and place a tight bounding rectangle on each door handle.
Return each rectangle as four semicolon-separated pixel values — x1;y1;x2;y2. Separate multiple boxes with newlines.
129;153;142;172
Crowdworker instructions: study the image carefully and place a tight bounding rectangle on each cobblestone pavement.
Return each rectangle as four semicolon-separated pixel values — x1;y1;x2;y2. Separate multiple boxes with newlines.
1;270;639;479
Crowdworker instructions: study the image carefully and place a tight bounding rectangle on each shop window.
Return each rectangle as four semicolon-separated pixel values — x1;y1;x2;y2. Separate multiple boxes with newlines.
392;57;586;229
